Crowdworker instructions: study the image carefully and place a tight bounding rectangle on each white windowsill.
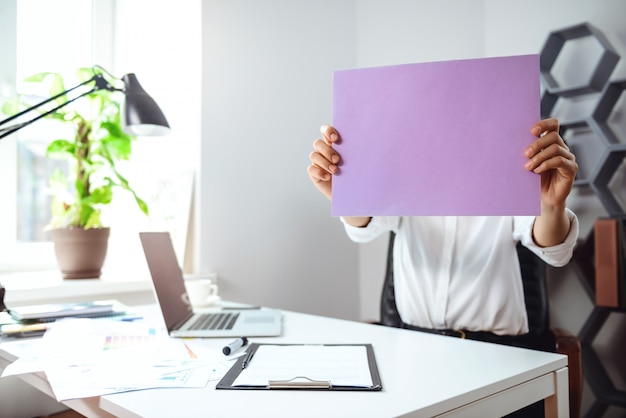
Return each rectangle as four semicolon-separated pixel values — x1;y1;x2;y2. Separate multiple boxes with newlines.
0;270;154;307
1;267;218;307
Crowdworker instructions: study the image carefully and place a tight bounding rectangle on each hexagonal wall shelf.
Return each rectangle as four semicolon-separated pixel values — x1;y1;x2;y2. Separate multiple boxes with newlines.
540;21;626;418
541;90;559;119
580;308;626;415
559;119;609;187
571;229;595;299
590;78;626;145
540;22;620;97
590;145;626;216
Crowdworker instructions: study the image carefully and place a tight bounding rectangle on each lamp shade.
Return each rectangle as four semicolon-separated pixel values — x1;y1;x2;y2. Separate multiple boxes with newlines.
121;73;170;136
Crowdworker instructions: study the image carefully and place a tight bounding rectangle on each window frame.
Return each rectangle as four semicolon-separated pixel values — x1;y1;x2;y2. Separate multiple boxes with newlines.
0;0;202;273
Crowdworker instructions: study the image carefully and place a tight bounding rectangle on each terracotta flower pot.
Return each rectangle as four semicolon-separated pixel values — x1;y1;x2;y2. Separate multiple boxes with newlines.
49;227;110;279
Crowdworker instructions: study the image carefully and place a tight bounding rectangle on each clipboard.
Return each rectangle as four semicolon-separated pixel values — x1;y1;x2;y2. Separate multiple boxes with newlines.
216;343;382;391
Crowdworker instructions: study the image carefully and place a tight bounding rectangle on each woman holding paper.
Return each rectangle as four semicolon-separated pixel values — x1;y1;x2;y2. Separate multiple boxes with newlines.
307;117;578;416
307;117;578;335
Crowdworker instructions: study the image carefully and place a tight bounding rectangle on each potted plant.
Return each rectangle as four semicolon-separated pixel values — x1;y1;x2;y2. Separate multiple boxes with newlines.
7;67;149;279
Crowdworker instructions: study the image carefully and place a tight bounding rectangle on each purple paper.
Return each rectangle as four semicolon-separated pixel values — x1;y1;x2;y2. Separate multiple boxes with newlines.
332;54;540;216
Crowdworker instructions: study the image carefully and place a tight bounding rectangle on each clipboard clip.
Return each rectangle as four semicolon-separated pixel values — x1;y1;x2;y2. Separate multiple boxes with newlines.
268;376;331;389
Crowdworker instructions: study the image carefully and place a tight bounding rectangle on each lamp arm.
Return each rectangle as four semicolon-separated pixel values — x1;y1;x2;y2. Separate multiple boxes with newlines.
0;73;117;141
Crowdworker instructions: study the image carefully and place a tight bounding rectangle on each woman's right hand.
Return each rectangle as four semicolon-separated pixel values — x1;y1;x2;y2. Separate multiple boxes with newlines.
307;124;341;201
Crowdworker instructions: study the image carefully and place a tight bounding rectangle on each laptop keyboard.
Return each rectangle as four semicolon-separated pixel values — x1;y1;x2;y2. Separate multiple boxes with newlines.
188;312;240;330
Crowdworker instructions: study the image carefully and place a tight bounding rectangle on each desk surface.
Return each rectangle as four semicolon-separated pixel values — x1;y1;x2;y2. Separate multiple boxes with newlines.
1;307;568;418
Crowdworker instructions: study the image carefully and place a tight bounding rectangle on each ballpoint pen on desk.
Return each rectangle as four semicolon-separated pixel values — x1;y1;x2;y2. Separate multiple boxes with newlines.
222;337;248;355
241;348;255;369
0;322;48;338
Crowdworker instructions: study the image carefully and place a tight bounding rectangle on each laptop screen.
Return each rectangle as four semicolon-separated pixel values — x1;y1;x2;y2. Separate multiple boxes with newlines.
139;232;192;330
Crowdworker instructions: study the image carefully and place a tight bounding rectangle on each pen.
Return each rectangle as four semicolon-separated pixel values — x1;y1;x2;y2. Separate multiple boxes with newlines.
118;314;144;322
222;337;248;355
241;348;255;369
0;323;48;339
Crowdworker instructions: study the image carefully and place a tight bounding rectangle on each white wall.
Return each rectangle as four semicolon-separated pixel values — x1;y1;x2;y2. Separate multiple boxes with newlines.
201;0;360;319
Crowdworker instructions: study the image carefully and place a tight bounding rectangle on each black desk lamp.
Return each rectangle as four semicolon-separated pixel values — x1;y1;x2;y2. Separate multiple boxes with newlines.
0;66;170;140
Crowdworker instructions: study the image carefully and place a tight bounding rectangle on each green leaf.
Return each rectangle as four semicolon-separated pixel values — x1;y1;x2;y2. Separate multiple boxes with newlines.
112;171;130;189
48;74;66;99
100;120;126;138
79;204;96;227
23;72;54;83
46;139;75;158
83;210;102;229
76;67;96;83
102;135;132;160
134;195;150;216
1;100;20;115
25;72;66;101
89;186;113;205
74;178;87;199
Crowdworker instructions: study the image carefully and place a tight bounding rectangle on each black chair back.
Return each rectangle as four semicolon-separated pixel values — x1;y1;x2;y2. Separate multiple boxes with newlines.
380;232;402;327
516;242;550;335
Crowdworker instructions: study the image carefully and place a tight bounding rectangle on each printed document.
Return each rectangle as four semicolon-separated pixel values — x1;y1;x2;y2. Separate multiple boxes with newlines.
233;345;373;387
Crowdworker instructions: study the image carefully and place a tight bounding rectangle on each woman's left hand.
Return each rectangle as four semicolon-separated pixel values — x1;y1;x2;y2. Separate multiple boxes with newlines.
525;118;578;209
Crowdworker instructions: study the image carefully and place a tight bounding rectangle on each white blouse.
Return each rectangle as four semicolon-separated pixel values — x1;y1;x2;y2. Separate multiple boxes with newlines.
341;211;579;335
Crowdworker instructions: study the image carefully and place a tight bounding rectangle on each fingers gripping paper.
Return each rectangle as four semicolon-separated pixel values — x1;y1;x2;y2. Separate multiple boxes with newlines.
331;54;541;217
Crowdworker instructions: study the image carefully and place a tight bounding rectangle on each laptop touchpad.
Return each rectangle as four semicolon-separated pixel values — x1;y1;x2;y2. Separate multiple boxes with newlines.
244;315;277;323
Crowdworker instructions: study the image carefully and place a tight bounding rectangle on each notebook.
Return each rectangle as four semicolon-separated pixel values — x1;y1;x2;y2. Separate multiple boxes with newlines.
139;232;282;338
9;300;119;322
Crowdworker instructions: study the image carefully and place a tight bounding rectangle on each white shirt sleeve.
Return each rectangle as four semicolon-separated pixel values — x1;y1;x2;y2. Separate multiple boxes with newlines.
514;207;579;267
340;216;400;243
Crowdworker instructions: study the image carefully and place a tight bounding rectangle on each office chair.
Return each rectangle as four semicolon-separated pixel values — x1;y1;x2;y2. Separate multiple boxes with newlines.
378;232;583;418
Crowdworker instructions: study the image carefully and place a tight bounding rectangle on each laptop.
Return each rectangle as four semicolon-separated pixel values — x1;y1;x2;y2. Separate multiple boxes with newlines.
139;232;282;338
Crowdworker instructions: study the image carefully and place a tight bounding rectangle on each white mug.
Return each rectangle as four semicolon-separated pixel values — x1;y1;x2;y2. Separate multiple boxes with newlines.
184;278;220;307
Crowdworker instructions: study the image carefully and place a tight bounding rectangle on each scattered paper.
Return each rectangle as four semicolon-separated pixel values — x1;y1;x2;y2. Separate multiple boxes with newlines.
1;318;238;401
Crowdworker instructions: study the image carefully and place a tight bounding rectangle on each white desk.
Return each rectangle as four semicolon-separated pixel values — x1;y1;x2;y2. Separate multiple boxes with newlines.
0;308;569;418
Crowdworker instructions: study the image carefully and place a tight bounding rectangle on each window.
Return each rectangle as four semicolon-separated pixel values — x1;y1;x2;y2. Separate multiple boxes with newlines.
0;0;201;273
15;0;93;242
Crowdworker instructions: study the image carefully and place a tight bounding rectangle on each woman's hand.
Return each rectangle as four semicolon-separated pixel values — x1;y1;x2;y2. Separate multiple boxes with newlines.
526;118;578;246
525;118;578;209
307;124;341;201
